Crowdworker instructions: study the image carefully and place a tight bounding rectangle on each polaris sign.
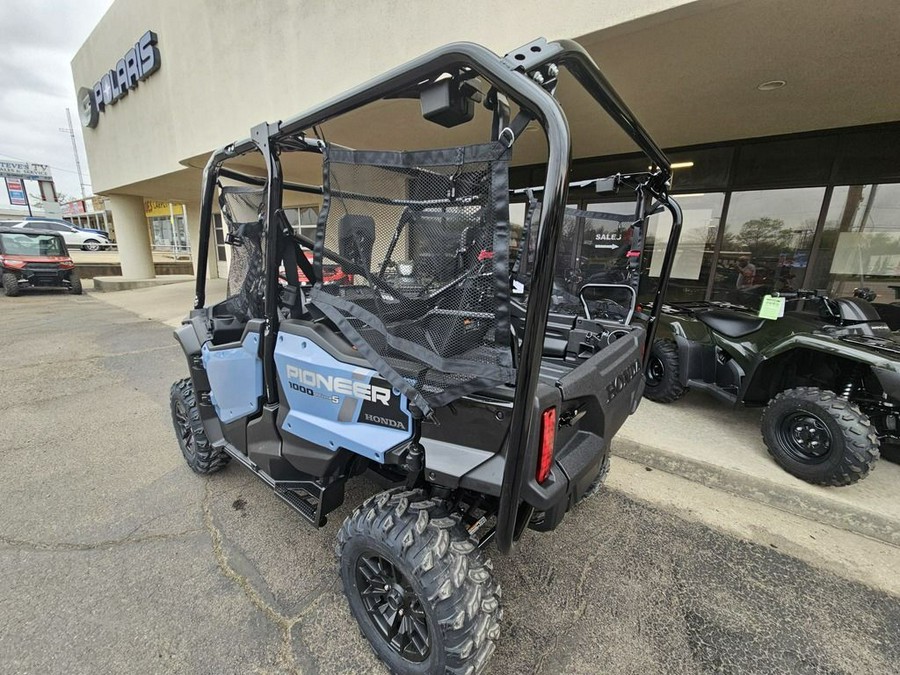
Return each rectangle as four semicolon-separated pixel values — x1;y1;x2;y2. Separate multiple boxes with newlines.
78;31;161;129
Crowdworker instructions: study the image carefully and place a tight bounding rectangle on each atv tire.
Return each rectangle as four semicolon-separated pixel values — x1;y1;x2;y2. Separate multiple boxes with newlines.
761;387;880;486
170;378;229;474
337;488;501;675
643;339;685;403
2;273;21;297
69;273;83;295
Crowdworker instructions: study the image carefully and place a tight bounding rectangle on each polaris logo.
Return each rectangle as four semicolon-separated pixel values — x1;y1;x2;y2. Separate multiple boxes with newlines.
286;365;391;405
606;359;641;403
363;413;406;429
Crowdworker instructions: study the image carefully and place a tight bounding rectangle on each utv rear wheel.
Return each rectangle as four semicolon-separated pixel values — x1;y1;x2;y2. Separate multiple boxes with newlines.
643;339;685;403
337;488;501;675
577;453;611;504
2;273;21;297
170;378;229;474
69;273;83;295
761;387;879;486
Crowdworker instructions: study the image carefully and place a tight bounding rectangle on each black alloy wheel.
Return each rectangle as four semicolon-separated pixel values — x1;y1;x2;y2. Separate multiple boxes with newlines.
776;411;833;463
355;552;430;662
173;398;195;460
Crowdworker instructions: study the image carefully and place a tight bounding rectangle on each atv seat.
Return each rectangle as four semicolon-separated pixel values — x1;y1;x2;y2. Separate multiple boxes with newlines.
695;308;765;338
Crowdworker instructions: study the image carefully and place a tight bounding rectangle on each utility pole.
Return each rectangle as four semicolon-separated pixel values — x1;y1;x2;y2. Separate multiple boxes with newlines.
59;108;88;199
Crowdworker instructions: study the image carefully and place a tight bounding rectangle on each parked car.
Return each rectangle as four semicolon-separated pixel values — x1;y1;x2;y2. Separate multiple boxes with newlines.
0;227;82;296
2;218;111;251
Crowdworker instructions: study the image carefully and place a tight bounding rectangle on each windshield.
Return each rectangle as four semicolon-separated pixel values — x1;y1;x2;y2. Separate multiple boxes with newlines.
0;232;65;256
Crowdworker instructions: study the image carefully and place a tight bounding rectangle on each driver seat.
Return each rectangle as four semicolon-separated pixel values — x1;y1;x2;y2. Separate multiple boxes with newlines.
695;308;766;338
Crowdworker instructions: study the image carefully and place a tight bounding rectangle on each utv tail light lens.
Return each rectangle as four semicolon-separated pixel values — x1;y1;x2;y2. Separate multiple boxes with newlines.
536;406;557;484
59;259;75;270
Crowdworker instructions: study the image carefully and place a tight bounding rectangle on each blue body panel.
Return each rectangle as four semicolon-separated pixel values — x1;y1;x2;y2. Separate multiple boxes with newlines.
274;332;413;463
201;333;263;424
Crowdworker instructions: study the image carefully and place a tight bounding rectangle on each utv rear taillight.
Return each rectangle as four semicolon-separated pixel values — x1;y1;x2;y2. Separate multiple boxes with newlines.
536;406;557;484
59;259;75;270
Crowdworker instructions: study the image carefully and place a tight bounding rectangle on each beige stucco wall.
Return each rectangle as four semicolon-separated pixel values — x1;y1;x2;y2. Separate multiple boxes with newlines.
71;0;694;195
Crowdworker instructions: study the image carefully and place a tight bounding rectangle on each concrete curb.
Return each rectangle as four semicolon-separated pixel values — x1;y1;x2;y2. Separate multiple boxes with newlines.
612;437;900;547
92;274;195;292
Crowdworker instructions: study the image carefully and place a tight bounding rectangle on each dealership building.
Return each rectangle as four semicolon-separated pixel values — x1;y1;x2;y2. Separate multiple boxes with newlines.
71;0;900;303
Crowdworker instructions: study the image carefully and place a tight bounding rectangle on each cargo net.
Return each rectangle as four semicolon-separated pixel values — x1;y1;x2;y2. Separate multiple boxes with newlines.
219;186;266;321
514;203;643;314
309;143;515;416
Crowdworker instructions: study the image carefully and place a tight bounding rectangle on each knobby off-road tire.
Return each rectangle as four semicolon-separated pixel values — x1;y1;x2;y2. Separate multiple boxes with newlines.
643;339;685;403
576;453;611;504
69;273;83;295
170;378;229;474
337;488;501;675
761;386;880;486
2;272;21;297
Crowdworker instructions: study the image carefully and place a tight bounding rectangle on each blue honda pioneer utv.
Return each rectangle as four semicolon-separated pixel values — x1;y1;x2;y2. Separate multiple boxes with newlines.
169;38;681;674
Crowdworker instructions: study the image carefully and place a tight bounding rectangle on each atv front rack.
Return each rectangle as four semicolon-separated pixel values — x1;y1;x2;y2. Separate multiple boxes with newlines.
191;37;682;553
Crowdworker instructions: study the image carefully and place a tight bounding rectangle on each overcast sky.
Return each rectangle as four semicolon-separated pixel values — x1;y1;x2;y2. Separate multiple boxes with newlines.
0;0;114;207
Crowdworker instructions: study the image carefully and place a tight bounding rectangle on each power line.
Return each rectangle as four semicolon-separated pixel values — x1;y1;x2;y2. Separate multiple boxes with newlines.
0;150;92;182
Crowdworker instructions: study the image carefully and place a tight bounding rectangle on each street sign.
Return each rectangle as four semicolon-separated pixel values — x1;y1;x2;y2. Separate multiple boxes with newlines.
6;178;27;206
0;161;52;181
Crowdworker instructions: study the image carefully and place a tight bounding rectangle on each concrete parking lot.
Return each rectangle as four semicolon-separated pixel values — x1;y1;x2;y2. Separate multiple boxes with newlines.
1;290;899;674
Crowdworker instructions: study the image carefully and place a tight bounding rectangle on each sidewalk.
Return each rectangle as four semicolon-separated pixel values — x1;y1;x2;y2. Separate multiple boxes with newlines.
87;279;900;548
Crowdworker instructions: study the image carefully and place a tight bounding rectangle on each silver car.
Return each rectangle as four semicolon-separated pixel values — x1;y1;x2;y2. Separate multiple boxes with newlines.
3;219;112;251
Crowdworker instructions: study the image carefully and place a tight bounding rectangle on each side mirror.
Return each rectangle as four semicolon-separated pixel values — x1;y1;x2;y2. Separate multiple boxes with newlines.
579;283;637;324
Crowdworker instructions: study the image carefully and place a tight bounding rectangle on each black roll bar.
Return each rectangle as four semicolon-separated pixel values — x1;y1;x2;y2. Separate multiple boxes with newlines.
192;38;679;554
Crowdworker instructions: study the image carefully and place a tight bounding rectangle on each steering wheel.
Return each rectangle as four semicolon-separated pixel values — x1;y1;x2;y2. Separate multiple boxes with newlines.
586;298;628;322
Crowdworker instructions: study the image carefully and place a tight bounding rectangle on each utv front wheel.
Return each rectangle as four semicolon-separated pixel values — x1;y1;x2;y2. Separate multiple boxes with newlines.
761;387;880;486
2;273;21;297
643;339;685;403
69;273;83;295
337;489;501;675
170;378;229;474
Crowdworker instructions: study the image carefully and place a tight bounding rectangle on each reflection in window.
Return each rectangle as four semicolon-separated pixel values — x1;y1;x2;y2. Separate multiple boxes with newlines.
809;184;900;300
640;193;725;303
711;187;825;308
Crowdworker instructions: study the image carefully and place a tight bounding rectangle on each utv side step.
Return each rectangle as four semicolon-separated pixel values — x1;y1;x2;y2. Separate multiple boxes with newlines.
216;437;344;528
274;482;345;527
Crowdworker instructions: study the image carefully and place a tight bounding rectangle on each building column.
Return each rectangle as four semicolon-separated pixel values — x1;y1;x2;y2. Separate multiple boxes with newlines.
106;194;155;279
184;202;219;280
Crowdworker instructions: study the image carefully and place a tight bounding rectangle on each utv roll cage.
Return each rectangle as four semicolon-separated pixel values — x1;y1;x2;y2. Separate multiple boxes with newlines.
190;38;682;553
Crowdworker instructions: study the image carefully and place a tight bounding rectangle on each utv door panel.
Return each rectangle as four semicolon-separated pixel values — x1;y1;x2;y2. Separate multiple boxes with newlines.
273;329;414;464
201;331;264;424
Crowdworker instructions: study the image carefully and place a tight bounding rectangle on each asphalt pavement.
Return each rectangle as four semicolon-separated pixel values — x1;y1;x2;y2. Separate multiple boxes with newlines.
1;290;898;674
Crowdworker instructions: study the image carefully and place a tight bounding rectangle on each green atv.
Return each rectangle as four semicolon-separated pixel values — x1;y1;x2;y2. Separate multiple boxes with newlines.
644;290;900;485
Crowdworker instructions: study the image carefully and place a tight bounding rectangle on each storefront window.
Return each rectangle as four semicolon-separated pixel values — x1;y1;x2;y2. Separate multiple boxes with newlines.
150;215;188;252
637;192;725;303
807;183;900;299
283;206;319;241
711;187;825;307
